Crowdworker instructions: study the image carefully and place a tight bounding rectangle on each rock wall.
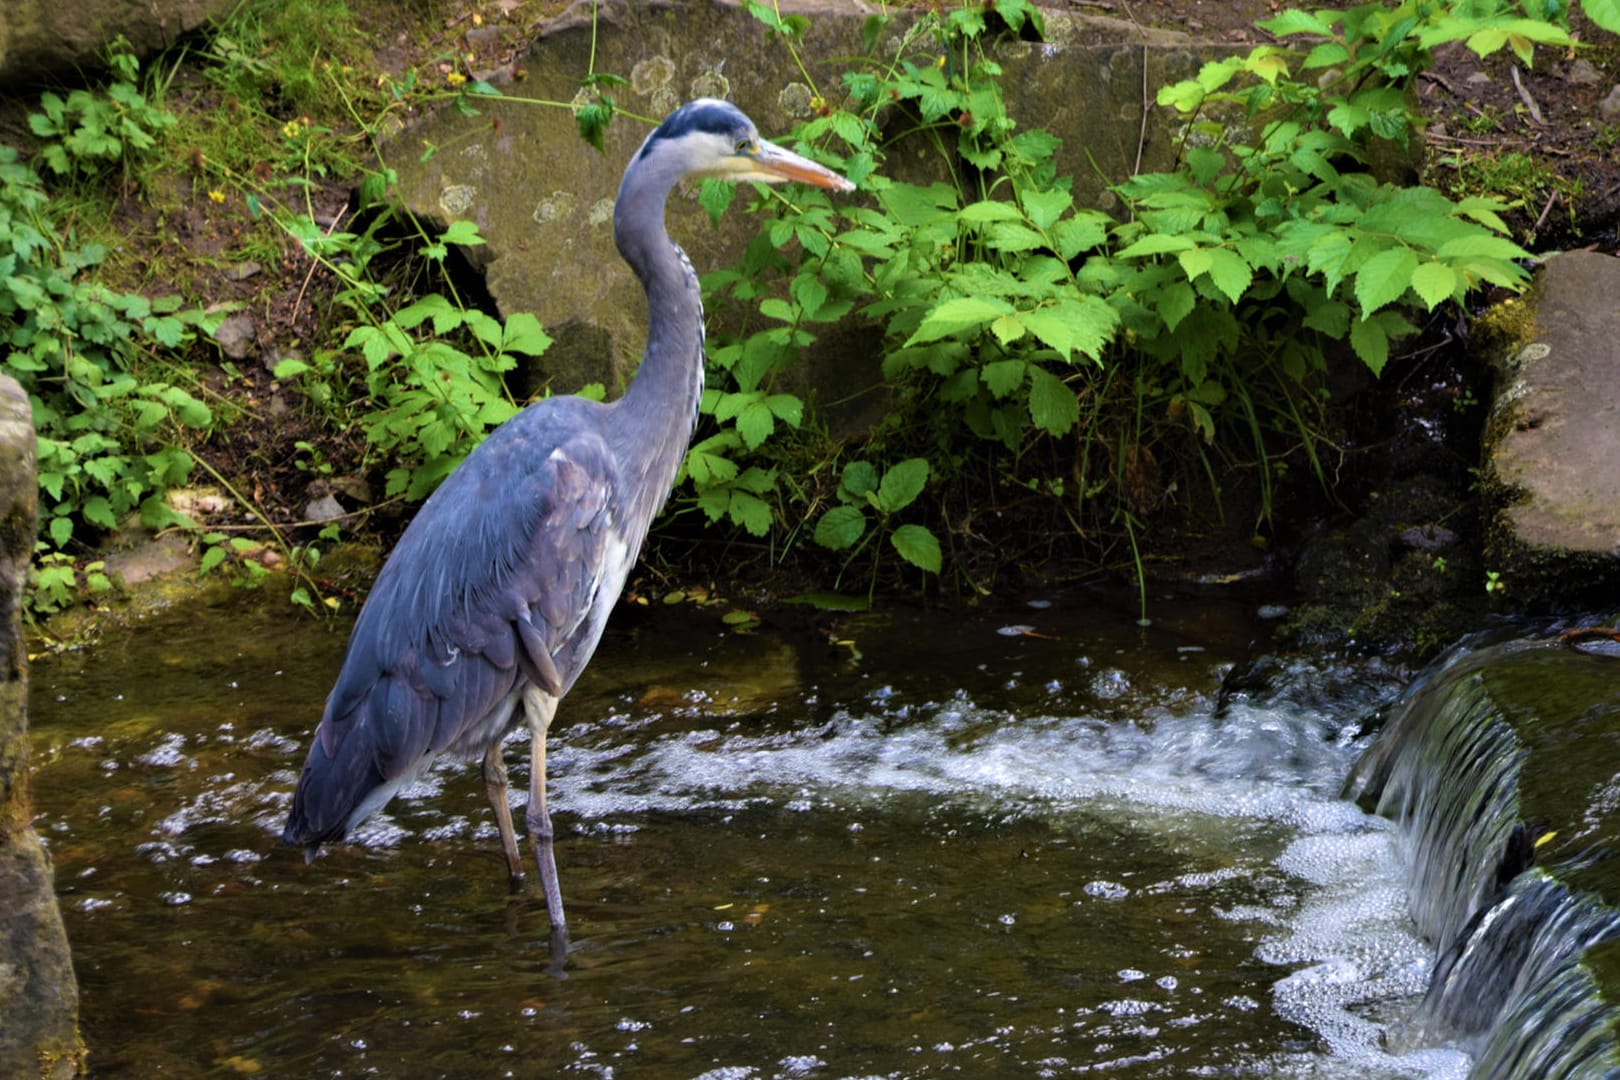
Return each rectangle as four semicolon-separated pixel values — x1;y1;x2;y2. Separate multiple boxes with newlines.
0;377;83;1079
0;0;229;88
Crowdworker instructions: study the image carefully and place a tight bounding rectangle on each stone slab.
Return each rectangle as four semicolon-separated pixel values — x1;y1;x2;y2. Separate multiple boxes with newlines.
1484;252;1620;595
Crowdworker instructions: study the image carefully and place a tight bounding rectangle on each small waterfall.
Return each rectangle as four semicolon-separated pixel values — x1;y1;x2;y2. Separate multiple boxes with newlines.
1346;637;1620;1076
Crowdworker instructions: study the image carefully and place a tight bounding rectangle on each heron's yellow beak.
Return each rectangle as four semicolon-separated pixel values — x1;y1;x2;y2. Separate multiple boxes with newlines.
736;140;855;192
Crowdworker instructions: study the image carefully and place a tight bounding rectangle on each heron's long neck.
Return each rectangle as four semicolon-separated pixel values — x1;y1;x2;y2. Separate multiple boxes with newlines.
612;168;705;458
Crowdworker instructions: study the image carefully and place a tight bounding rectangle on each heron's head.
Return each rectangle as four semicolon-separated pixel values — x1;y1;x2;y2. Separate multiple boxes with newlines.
636;98;854;192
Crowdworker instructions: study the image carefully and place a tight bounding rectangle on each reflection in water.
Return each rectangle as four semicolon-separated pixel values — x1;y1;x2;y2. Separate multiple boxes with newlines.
30;590;1469;1077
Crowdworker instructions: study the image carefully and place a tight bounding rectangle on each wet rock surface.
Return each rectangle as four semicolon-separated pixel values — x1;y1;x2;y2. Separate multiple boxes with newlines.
1347;633;1620;1076
0;377;83;1079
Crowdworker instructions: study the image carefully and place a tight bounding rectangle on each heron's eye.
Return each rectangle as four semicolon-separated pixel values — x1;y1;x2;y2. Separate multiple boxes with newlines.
734;137;753;154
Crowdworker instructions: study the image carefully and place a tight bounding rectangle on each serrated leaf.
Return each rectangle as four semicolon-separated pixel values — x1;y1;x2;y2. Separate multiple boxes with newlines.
1027;365;1078;435
1586;0;1620;33
1205;248;1254;305
735;400;776;449
440;219;485;246
841;461;878;498
1024;297;1118;363
764;393;802;427
814;505;867;551
728;490;773;536
981;359;1027;398
1178;247;1214;281
876;458;929;513
1409;262;1459;310
990;313;1026;346
1354;246;1419;316
1023;189;1072;231
1349;315;1389;375
1158;281;1196;332
1258;9;1333;35
502;311;552;356
699;177;736;224
958;200;1023;223
1437;234;1531;260
1116;233;1197;258
1053;212;1110;258
889;524;941;573
906;296;1015;345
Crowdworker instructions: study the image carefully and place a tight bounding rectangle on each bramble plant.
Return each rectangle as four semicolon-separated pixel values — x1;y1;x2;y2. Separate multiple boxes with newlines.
665;0;1591;594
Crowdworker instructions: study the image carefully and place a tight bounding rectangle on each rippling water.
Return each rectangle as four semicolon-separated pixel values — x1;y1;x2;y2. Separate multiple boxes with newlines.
29;588;1471;1077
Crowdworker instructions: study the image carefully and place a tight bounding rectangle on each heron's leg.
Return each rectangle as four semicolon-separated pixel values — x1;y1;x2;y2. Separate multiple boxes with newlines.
481;740;525;892
522;685;566;930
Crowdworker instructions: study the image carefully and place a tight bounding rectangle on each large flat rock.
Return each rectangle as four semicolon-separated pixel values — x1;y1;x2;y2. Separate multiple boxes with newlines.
1483;251;1620;606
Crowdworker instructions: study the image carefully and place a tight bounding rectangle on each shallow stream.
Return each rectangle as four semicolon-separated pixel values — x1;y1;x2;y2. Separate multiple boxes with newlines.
29;588;1473;1077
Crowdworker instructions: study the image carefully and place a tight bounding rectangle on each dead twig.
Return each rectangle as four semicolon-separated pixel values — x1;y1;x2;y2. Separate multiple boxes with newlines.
1510;65;1544;126
1533;189;1559;234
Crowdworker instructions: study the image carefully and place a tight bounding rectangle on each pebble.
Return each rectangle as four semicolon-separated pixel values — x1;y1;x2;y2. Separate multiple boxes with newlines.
1600;84;1620;121
1567;58;1603;86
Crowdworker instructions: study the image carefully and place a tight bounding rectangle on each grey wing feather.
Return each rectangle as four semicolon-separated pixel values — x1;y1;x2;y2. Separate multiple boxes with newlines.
282;406;623;847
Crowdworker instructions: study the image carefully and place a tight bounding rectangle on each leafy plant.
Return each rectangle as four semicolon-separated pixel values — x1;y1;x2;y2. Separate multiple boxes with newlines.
27;38;177;183
4;64;221;557
672;0;1555;591
813;458;942;582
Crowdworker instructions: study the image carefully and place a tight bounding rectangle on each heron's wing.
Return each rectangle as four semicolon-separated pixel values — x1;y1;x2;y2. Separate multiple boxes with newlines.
284;411;623;845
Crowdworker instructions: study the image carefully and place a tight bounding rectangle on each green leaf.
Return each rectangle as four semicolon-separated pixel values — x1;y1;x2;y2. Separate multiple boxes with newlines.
440;219;485;246
1409;262;1459;310
1349;315;1389;375
1053;213;1110;258
1257;9;1333;35
906;296;1015;346
728;490;773;536
889;524;941;573
958;200;1023;223
735;400;776;449
1158;281;1196;332
1204;248;1254;305
876;458;929;513
699;177;736;224
981;359;1027;398
990;313;1026;346
840;461;878;499
502;312;552;356
814;505;867;550
1023;189;1072;230
1585;0;1620;33
1437;234;1531;260
1354;246;1419;316
1116;233;1197;258
1027;365;1078;436
1023;297;1118;363
764;393;803;427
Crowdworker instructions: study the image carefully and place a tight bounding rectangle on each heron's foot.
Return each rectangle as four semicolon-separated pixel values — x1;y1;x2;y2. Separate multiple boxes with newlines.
546;922;570;978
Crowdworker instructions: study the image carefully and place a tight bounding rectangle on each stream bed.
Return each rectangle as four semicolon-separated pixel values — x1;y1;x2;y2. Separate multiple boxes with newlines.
29;587;1473;1077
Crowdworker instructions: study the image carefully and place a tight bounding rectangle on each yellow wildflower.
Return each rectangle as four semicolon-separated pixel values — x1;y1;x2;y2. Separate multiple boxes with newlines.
207;190;226;204
282;118;303;139
447;71;468;87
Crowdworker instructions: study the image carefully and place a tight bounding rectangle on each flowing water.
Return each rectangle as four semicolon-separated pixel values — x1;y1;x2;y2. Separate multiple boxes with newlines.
28;587;1474;1078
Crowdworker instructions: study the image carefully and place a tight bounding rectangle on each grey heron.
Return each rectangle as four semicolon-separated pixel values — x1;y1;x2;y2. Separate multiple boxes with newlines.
282;99;853;952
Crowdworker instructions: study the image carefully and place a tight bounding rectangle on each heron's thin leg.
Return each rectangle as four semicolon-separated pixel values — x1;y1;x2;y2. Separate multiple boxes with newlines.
522;686;566;930
481;740;525;892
